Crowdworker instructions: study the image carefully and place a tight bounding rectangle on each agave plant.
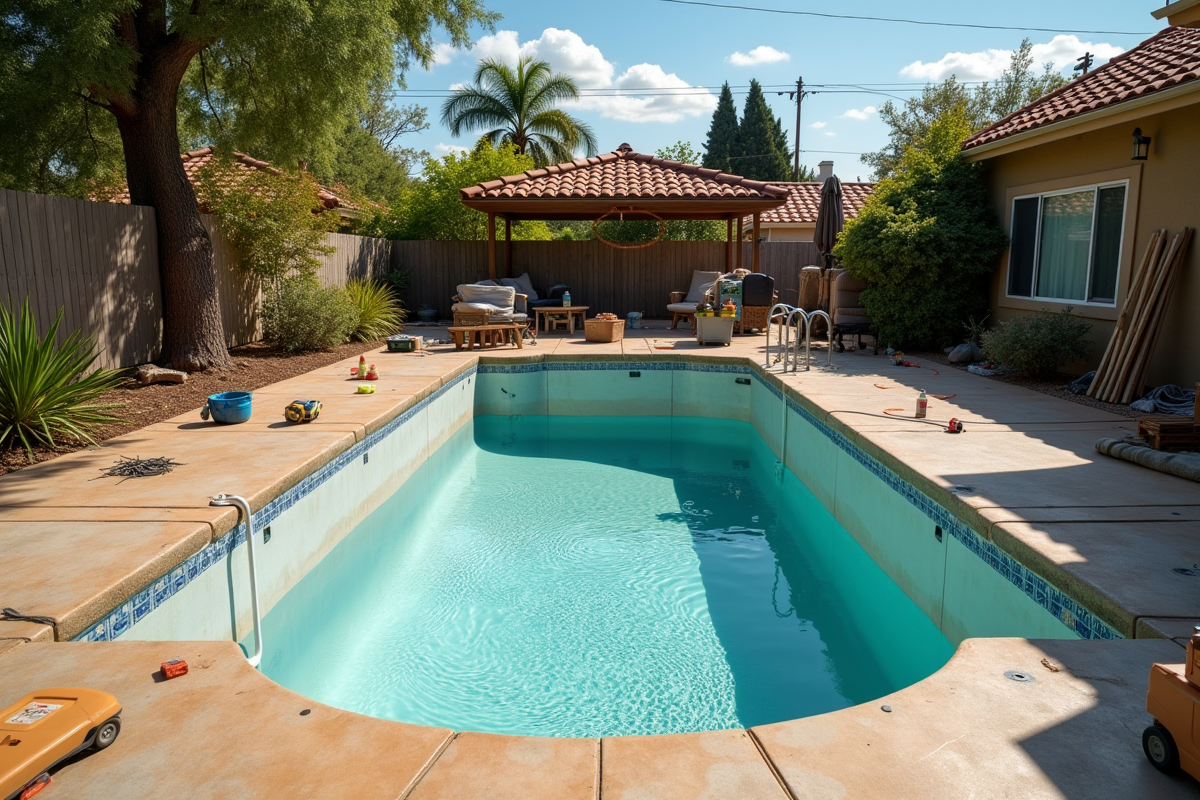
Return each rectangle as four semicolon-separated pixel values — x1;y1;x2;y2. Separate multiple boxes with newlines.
0;299;124;459
345;279;405;342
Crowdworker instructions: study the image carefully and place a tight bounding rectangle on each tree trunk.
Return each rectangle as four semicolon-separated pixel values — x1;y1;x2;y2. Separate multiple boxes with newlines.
113;68;230;371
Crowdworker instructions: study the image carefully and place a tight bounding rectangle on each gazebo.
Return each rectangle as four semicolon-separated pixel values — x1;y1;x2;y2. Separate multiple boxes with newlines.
460;144;790;280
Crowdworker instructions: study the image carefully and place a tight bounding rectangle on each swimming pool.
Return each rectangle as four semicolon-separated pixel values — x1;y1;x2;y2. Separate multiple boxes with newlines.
254;415;954;737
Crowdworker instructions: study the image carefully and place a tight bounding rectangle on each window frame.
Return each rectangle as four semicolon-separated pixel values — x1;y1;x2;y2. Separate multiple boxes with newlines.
1005;179;1130;308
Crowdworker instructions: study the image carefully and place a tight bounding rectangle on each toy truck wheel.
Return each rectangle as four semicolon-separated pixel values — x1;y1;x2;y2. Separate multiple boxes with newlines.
91;716;121;751
1143;724;1179;773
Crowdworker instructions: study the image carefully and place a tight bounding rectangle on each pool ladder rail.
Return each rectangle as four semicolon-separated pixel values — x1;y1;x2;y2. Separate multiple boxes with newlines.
209;493;264;669
766;303;833;373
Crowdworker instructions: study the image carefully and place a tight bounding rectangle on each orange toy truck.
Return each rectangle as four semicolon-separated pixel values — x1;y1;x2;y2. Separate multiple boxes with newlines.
1144;625;1200;781
0;688;121;800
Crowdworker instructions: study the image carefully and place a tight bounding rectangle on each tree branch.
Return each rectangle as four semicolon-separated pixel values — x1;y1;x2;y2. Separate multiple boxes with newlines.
198;49;225;132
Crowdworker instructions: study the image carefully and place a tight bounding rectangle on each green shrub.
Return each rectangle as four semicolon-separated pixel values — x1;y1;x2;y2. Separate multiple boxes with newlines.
834;108;1008;348
261;276;359;351
346;279;405;341
0;299;123;459
980;309;1092;377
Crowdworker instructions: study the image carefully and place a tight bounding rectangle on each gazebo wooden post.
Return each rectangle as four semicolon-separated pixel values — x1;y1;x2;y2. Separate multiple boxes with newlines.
735;216;744;270
487;212;497;280
725;219;733;272
751;212;761;272
504;217;513;278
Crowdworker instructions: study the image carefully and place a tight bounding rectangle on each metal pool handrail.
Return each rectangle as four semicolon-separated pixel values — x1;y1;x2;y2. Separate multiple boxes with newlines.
210;493;263;669
766;303;795;369
784;308;810;373
805;310;834;370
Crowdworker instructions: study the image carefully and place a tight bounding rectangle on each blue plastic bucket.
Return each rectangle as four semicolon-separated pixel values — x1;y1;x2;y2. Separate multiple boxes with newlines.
202;391;253;424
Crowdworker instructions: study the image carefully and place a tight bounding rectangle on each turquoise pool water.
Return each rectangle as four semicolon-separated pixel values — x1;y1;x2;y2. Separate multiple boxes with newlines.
255;416;954;737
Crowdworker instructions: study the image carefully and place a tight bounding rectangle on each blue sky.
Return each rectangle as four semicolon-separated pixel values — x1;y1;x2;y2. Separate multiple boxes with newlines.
398;1;1163;180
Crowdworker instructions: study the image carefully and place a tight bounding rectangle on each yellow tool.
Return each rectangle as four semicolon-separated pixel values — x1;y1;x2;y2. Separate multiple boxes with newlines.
1;688;122;800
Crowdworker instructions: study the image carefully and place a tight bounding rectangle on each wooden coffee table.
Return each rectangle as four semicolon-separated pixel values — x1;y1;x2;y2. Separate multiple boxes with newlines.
447;324;523;351
535;306;589;334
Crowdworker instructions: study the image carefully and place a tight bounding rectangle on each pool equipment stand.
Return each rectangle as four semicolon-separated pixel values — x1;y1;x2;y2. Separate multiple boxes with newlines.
209;494;263;669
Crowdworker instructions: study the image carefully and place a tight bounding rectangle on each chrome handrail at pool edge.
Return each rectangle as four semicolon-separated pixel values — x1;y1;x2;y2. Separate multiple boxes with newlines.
210;493;264;669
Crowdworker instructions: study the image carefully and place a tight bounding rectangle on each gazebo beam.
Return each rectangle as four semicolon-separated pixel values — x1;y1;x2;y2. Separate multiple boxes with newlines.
751;212;761;272
487;212;496;280
505;218;513;278
736;217;744;270
725;219;733;272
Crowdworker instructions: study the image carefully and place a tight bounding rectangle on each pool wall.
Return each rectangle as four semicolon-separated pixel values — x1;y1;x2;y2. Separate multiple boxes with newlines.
81;358;1120;646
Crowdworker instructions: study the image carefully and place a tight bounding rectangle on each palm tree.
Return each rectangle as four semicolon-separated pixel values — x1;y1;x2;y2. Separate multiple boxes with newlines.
441;56;599;167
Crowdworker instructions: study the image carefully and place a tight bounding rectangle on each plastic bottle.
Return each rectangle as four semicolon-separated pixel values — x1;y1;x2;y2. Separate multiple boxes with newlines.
562;290;571;307
915;390;928;419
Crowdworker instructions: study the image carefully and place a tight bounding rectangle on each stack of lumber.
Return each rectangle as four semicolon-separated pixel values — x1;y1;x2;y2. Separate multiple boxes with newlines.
1088;228;1193;404
1136;415;1198;452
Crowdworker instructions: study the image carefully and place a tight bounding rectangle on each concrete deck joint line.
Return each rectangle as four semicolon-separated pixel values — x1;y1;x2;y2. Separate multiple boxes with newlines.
746;727;797;800
396;730;459;800
594;738;602;800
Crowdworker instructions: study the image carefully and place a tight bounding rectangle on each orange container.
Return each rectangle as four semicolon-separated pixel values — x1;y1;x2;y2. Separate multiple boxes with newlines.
161;659;188;679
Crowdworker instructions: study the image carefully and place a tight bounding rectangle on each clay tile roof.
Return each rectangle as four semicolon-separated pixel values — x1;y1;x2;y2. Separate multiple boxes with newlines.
460;146;791;203
104;147;355;211
964;26;1200;151
748;182;876;225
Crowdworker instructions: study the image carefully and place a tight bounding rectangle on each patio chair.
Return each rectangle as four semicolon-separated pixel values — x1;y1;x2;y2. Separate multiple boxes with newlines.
829;269;877;353
499;272;570;310
736;273;777;334
451;283;531;345
668;270;721;333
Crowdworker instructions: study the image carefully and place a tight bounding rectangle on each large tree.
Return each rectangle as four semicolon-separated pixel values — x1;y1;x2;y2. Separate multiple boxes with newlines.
702;83;739;173
731;79;791;182
441;56;598;168
864;39;1067;179
0;0;494;370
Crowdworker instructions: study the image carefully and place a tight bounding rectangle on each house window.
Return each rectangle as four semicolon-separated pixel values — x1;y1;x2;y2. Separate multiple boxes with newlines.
1006;182;1127;305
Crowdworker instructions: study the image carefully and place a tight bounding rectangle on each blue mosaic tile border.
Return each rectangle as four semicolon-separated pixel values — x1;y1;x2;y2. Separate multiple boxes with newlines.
75;366;478;643
78;358;1119;643
766;375;1120;641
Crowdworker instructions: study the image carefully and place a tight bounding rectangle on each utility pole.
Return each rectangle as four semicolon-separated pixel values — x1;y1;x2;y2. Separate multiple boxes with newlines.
794;76;803;181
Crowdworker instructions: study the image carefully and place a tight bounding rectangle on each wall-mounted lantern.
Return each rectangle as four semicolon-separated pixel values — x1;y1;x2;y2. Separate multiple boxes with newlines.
1132;128;1152;161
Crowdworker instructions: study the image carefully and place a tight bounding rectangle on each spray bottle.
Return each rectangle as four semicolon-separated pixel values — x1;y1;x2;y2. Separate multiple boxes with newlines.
915;390;928;419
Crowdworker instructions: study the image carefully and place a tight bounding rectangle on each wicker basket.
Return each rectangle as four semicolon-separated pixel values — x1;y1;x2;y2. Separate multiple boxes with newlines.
452;310;490;327
584;318;625;343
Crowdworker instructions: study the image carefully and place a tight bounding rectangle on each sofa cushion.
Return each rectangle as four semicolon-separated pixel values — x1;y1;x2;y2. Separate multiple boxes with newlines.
667;302;698;314
684;271;721;304
514;272;539;301
457;283;515;311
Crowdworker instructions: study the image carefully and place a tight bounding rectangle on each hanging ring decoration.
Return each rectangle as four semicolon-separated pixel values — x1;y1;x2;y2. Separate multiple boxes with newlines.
591;206;666;250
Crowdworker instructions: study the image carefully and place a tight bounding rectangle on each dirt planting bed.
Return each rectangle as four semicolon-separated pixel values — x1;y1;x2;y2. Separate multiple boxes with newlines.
0;339;386;477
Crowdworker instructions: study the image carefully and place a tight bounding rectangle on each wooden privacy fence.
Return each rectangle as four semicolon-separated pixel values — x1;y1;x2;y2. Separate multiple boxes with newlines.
394;239;823;319
0;188;392;370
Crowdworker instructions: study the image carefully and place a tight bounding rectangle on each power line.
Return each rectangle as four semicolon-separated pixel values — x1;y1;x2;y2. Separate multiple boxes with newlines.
656;0;1151;36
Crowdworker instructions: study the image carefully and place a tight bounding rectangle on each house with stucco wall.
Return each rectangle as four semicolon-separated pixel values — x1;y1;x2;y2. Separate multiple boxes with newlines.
963;2;1200;387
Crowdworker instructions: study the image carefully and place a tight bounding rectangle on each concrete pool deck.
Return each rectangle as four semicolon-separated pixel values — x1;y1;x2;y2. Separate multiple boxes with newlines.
1;325;1197;798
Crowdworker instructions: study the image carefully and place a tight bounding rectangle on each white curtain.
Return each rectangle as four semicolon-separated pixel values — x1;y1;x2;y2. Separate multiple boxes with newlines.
1035;191;1093;301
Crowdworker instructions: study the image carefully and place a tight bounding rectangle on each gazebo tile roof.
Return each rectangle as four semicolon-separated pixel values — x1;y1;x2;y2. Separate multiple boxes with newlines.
460;144;790;204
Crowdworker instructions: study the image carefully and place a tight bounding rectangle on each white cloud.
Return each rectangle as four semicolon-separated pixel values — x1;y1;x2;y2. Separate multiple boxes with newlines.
431;42;458;66
435;143;470;156
840;106;877;121
810;121;827;129
727;45;790;67
823;131;836;138
463;28;715;124
901;35;1125;82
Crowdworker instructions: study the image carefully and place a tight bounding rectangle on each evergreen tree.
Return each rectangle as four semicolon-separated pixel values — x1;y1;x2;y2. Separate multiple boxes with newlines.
732;80;791;181
771;114;793;179
701;83;739;173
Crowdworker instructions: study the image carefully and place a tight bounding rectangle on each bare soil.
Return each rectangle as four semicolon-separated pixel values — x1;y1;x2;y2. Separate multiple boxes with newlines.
0;339;385;477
